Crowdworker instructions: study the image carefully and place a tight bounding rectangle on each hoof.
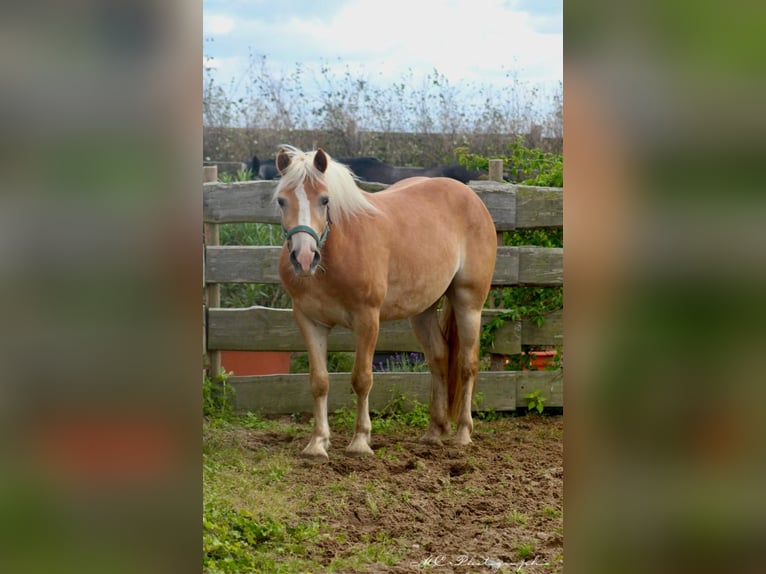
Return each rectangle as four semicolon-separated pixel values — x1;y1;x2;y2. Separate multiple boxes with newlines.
301;442;330;462
452;429;473;446
345;444;374;457
345;436;374;457
418;433;444;446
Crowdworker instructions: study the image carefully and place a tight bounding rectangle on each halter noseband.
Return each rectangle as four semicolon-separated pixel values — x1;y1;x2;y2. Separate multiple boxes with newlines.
282;222;330;248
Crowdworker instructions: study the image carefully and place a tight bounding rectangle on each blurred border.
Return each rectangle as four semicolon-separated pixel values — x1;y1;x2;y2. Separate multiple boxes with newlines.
566;2;766;573
0;1;202;573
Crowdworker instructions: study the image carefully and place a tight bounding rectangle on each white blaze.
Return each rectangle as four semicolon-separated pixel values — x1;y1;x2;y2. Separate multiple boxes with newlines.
296;183;311;227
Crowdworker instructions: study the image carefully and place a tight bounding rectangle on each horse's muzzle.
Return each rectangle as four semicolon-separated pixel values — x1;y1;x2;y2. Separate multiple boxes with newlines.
289;234;321;275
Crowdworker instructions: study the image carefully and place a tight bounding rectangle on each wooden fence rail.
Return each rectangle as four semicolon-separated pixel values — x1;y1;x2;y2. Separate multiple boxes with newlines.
203;170;563;414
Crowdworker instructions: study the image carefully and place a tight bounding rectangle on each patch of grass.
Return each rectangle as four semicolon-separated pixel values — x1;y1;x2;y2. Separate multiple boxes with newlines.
373;394;430;429
514;542;536;561
333;394;431;434
375;447;400;463
327;535;406;572
506;510;528;526
203;371;235;420
331;405;357;431
203;503;321;573
542;506;562;519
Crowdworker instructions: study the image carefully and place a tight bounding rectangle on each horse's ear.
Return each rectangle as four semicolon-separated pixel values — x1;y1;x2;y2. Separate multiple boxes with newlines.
276;149;291;175
314;149;328;173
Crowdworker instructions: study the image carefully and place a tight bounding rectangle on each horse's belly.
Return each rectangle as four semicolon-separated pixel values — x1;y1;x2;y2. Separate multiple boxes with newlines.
379;279;451;321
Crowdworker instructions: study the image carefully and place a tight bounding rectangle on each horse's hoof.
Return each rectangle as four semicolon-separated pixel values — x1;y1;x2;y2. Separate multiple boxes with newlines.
301;447;329;462
345;441;374;457
452;430;473;446
418;434;444;446
346;445;375;457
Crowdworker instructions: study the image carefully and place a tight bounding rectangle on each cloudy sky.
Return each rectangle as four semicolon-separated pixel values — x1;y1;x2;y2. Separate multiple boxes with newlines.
203;0;562;97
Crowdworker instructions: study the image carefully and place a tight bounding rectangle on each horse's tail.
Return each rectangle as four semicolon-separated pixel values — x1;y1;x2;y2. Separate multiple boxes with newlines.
441;298;464;421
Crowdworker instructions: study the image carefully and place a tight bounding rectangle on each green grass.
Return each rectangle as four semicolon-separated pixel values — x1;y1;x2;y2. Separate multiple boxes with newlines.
514;542;536;561
506;510;528;526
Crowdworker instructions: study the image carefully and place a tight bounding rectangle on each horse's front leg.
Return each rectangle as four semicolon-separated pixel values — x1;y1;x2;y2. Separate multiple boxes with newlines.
346;310;380;457
294;308;332;461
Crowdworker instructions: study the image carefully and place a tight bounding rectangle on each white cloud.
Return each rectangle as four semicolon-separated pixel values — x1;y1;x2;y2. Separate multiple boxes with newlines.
204;12;236;36
204;0;561;90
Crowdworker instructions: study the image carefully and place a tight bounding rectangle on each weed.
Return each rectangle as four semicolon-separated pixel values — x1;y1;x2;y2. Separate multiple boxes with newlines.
524;390;547;414
331;405;357;431
542;506;562;518
370;394;431;430
240;412;269;429
506;510;528;526
376;447;400;463
364;492;379;516
514;542;536;560
473;391;506;422
202;503;320;573
203;371;235;420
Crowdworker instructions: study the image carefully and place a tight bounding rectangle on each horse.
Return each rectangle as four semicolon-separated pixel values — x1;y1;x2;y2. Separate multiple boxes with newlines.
273;146;497;460
245;155;279;180
342;159;483;184
247;153;484;184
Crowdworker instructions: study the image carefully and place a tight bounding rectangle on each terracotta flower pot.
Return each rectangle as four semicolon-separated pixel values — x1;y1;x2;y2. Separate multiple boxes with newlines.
523;350;557;371
220;351;291;376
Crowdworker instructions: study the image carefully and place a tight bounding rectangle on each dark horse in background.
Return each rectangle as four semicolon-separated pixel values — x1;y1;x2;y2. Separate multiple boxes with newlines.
245;154;484;184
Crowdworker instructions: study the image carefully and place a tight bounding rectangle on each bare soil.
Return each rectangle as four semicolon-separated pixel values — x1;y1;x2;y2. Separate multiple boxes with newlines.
235;414;563;573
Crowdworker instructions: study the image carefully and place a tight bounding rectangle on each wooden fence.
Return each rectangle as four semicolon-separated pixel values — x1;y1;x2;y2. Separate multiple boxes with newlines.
203;163;563;414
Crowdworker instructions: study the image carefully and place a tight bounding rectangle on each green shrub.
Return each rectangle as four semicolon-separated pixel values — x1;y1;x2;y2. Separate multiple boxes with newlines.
203;371;235;420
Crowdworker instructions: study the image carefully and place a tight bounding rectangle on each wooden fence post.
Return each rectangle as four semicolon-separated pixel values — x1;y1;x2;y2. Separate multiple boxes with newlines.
488;159;503;183
203;165;222;378
488;159;507;371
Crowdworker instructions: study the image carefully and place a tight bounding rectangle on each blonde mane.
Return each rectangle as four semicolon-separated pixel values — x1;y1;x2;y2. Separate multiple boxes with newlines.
274;146;379;222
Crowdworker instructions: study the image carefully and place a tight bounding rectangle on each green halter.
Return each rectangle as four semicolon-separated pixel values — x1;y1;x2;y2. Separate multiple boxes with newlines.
282;222;331;248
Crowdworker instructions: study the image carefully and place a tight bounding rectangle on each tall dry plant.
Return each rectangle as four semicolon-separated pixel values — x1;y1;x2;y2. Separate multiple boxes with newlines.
203;53;562;167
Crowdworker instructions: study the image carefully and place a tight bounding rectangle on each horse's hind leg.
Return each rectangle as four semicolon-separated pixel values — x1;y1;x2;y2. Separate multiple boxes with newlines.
448;286;486;446
293;308;332;461
409;303;450;445
346;309;379;457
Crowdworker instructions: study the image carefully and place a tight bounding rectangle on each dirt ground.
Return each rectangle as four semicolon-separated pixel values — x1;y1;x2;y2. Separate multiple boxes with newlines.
229;414;563;573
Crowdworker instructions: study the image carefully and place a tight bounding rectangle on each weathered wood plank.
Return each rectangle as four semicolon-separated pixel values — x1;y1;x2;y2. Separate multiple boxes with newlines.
521;310;563;347
206;246;283;284
203;180;281;224
491;247;519;285
470;182;517;231
516;369;563;409
203;181;562;230
227;370;562;414
204;245;562;287
207;307;560;354
517;247;563;286
515;186;563;229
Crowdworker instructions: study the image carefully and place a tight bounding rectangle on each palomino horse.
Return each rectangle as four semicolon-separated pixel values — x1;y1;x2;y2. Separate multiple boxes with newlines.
274;146;496;460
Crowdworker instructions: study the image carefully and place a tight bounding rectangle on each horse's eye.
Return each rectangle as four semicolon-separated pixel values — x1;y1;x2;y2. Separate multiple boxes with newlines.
277;197;286;208
319;196;329;206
